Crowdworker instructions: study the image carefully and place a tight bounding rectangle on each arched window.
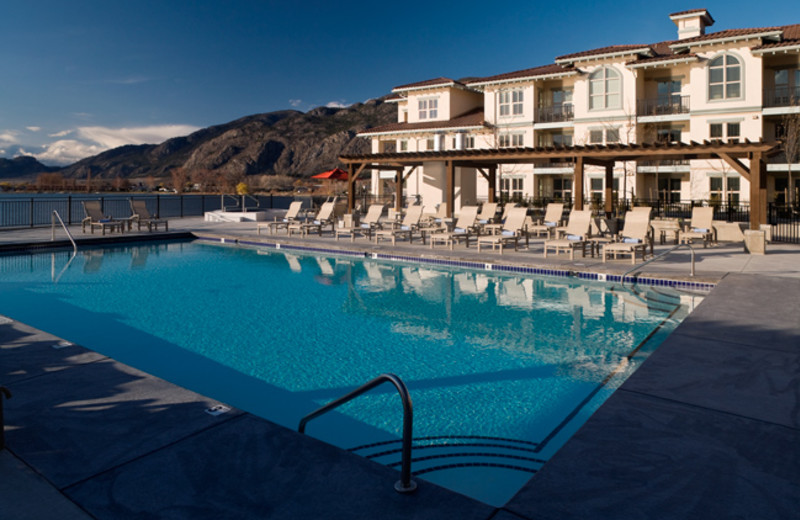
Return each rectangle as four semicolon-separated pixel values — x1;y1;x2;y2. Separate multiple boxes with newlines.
708;54;741;100
589;68;621;110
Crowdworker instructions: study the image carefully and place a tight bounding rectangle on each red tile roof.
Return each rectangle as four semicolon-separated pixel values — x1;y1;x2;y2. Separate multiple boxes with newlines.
555;44;652;62
671;26;783;47
465;64;574;86
392;77;463;92
359;108;486;136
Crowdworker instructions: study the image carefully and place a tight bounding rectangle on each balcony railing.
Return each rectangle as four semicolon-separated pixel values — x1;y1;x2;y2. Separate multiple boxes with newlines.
535;104;574;123
763;86;800;108
637;96;690;117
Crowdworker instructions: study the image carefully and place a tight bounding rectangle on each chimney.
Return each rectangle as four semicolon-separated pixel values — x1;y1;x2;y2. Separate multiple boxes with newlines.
669;9;715;40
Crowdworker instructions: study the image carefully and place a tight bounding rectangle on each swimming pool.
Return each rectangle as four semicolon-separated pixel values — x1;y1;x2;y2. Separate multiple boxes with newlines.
0;240;702;506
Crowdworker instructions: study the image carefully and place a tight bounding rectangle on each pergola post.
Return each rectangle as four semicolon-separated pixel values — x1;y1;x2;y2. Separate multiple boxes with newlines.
573;156;585;210
488;166;497;203
446;161;455;217
750;151;767;230
604;163;614;215
395;170;403;212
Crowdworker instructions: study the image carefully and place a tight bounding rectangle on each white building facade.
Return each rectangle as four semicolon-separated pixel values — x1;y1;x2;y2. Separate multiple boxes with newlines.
359;9;800;211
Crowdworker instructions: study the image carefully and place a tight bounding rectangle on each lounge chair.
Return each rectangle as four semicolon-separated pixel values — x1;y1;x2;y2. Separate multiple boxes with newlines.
81;200;124;235
130;199;168;232
258;201;304;235
528;203;564;238
428;205;479;249
543;210;593;260
476;202;499;227
476;207;529;253
335;204;385;241
678;206;715;247
288;202;335;237
483;202;519;235
602;210;653;264
373;205;424;245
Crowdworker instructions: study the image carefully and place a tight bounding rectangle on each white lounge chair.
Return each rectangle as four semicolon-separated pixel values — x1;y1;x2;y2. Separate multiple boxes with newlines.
543;210;593;260
602;210;653;264
476;207;529;253
429;206;479;249
528;203;564;238
258;201;304;235
679;206;715;247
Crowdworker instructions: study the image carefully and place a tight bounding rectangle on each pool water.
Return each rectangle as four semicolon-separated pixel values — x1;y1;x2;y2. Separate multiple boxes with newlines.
0;240;702;506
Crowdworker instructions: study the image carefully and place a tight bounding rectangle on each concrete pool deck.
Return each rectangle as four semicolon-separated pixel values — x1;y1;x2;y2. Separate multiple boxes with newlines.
1;218;798;519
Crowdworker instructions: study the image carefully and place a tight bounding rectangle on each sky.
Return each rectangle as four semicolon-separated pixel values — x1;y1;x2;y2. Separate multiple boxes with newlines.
1;0;798;166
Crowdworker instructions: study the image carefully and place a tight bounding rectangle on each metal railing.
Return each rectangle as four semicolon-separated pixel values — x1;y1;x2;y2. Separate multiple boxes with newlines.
298;373;417;494
535;104;574;123
51;210;77;254
763;86;800;108
637;95;690;116
621;243;696;288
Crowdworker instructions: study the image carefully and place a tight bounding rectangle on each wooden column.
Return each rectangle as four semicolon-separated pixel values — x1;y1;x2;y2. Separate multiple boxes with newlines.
395;169;403;211
604;163;614;214
446;161;455;217
750;151;767;230
488;166;497;203
573;156;585;210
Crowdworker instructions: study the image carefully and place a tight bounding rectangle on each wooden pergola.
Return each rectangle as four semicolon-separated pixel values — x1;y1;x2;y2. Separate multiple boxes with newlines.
340;140;781;230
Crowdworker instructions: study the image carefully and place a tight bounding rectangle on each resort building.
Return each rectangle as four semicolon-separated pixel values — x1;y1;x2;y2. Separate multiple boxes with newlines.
359;9;800;211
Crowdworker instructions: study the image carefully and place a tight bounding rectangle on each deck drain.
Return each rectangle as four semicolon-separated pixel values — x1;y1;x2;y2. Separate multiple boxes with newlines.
52;341;73;349
205;404;231;416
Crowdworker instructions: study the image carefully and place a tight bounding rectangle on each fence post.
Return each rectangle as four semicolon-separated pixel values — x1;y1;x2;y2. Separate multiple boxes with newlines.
157;195;161;217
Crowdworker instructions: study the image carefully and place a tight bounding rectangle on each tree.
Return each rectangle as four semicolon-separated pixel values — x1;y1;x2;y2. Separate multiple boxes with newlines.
779;113;800;206
171;167;189;193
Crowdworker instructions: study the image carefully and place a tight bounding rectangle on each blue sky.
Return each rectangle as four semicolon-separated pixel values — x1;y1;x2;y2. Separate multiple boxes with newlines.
1;0;798;165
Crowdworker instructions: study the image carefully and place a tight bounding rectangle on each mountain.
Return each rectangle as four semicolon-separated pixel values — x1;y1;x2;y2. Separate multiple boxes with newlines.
58;98;396;180
0;156;59;180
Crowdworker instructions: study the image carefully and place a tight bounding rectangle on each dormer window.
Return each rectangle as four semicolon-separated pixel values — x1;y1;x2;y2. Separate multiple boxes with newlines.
589;68;621;110
709;54;741;100
419;98;438;119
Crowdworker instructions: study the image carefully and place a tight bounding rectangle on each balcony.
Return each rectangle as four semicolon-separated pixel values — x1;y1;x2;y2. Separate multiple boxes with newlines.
763;86;800;108
637;96;690;117
535;104;574;124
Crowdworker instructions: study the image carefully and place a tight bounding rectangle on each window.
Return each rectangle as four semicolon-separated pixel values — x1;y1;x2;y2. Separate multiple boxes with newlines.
710;176;740;206
425;137;435;150
589;128;620;145
590;178;604;204
418;98;438;119
589;68;621;109
550;88;573;107
657;127;682;143
657;79;682;106
709;122;740;143
708;54;741;100
399;139;408;152
501;177;524;199
658;176;682;203
464;135;475;149
499;89;524;116
553;177;572;202
499;133;524;148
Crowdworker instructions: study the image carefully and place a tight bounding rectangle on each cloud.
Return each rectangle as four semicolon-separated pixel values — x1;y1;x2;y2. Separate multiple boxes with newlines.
31;124;201;165
0;131;19;144
26;126;41;132
289;99;303;107
325;100;348;108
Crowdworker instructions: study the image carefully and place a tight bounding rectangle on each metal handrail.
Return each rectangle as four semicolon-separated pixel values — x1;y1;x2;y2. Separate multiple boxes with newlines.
298;373;417;494
0;386;11;450
621;242;696;289
51;210;77;255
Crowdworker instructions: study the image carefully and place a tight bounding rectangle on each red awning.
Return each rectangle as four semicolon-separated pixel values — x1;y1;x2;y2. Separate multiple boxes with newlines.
312;168;348;180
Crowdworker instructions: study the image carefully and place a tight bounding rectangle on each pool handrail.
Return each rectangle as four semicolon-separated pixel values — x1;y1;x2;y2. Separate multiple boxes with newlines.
51;210;77;255
298;373;417;494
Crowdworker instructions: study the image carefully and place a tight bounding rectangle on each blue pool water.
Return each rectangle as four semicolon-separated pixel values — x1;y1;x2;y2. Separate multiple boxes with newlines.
0;240;702;506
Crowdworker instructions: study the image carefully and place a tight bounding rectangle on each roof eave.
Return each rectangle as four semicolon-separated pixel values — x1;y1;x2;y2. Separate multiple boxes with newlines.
468;70;579;89
555;47;654;66
358;124;486;138
669;30;784;52
752;43;800;55
626;56;700;69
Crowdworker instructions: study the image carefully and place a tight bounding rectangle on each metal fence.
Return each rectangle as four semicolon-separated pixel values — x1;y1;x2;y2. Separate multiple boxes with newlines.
0;194;313;229
768;204;800;244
